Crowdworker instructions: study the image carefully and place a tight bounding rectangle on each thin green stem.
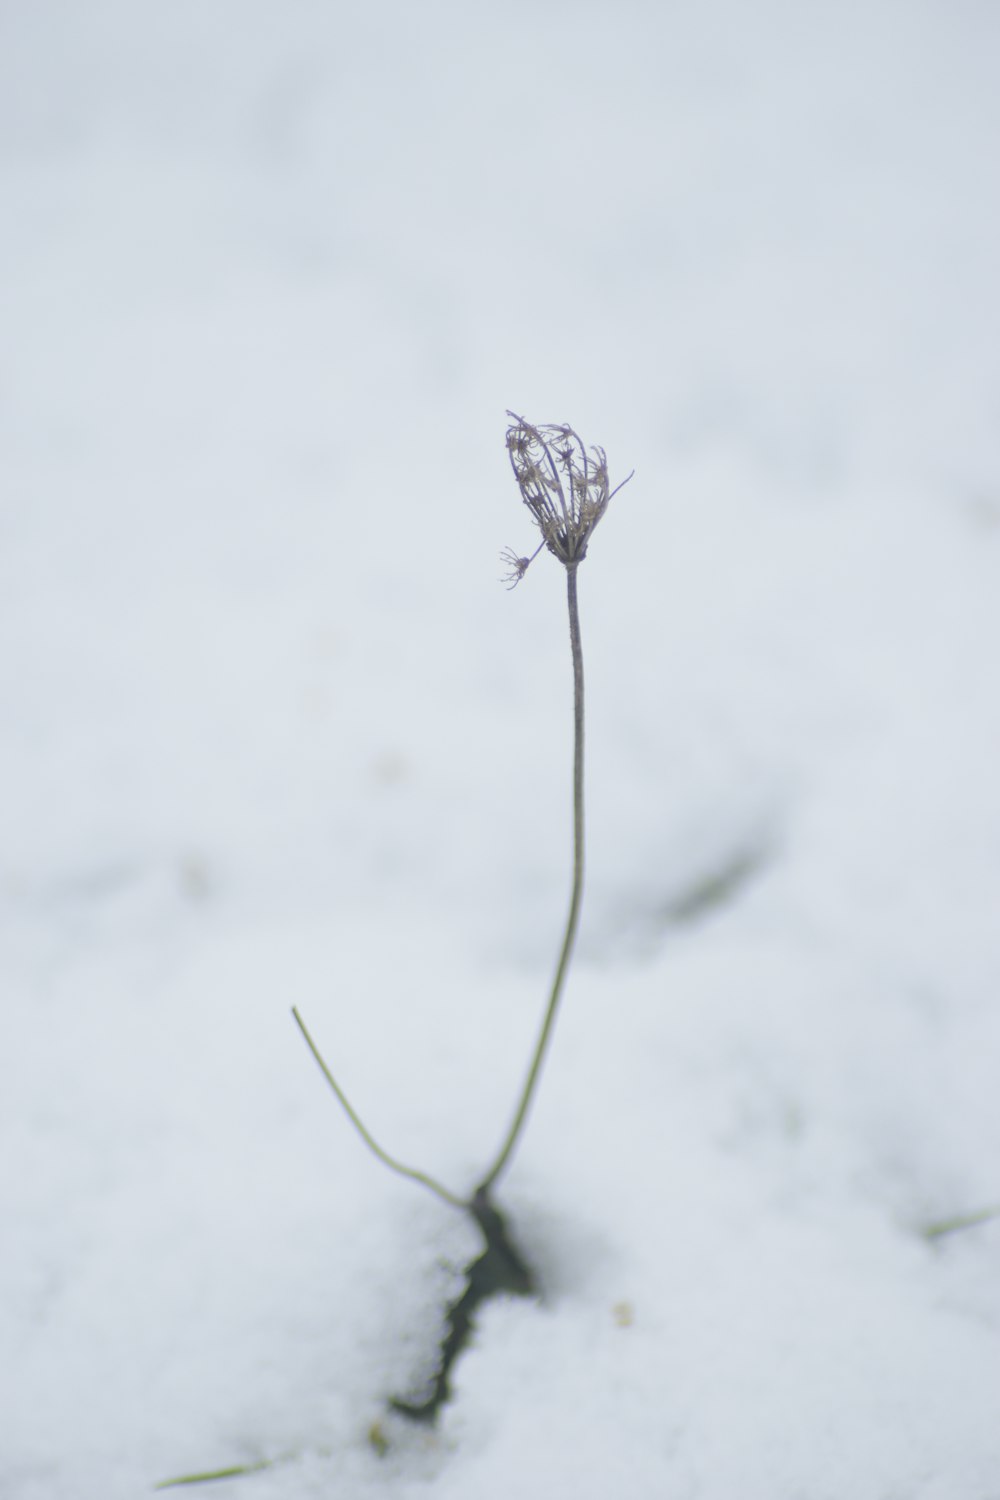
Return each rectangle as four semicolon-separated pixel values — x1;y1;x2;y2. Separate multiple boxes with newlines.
923;1204;1000;1240
155;1459;278;1488
291;1007;466;1209
478;563;585;1196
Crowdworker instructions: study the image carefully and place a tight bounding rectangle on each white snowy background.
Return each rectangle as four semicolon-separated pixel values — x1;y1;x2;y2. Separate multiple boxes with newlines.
2;2;999;1497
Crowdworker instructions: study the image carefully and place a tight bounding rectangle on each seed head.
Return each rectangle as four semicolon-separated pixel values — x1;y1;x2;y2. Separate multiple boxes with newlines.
499;546;533;590
503;412;632;582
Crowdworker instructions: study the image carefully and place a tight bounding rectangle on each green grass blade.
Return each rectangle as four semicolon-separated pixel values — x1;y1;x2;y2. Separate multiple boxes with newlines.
155;1457;276;1488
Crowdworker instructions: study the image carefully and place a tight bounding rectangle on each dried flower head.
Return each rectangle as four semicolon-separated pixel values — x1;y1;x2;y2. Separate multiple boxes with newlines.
499;546;533;590
503;412;632;581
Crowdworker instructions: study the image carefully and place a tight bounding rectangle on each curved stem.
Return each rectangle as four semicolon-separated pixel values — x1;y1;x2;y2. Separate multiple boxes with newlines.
477;563;585;1196
292;1007;466;1210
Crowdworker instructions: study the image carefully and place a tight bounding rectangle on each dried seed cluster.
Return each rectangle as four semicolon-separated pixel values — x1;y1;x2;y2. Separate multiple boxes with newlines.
503;412;630;584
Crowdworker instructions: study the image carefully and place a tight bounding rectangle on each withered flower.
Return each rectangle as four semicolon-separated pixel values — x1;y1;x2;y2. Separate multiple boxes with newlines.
499;546;532;590
478;407;633;1201
503;412;632;580
289;413;634;1431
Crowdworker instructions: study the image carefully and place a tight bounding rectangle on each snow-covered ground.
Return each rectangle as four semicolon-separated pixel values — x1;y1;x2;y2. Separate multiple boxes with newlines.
3;3;999;1496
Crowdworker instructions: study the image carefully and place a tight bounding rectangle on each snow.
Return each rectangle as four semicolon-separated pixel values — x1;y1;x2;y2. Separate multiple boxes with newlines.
2;2;999;1496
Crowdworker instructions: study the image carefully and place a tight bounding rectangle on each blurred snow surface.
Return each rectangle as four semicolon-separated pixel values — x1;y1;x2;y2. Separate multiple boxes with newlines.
2;2;999;1497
